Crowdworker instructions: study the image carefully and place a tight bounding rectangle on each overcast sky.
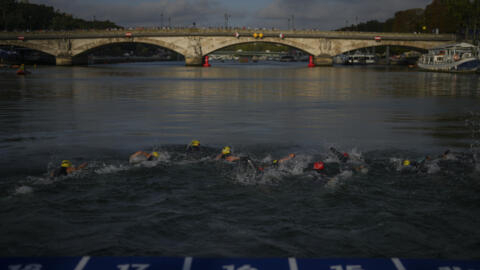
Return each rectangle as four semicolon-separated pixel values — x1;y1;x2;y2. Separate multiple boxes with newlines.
30;0;433;30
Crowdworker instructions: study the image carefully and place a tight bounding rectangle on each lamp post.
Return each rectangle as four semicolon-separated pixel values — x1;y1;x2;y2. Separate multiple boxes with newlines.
224;13;231;29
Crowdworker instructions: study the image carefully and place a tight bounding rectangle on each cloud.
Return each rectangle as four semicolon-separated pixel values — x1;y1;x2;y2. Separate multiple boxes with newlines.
30;0;433;29
254;0;433;30
30;0;244;27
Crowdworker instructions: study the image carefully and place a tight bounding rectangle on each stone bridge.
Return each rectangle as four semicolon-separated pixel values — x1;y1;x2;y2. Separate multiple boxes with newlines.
0;29;456;66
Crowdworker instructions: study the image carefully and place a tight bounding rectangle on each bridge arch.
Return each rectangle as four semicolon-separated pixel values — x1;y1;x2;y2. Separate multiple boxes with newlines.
202;37;317;56
71;37;188;58
333;39;449;56
0;40;56;56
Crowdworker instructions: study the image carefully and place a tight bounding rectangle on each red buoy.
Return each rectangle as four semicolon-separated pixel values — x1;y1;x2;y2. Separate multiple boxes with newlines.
308;55;315;67
203;55;211;67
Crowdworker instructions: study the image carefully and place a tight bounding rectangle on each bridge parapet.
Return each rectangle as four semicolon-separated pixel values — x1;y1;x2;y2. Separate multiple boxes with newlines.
0;29;455;41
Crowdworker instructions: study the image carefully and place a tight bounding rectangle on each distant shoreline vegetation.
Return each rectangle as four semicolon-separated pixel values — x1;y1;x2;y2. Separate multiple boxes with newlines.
0;0;120;31
337;0;479;40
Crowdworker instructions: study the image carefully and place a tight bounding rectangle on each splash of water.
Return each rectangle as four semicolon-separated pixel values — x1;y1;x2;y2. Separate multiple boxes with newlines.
465;112;480;171
14;185;34;195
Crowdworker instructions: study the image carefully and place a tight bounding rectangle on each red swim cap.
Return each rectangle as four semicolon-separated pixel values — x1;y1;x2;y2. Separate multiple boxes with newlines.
313;162;324;170
343;153;349;158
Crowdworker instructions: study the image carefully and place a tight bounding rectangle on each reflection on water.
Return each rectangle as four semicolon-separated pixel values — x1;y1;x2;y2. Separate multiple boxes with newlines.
0;62;479;171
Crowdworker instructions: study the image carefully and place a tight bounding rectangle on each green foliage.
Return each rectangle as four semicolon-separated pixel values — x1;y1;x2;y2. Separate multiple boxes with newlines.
90;43;168;57
221;43;289;52
0;0;120;31
337;0;480;37
424;0;455;33
392;9;424;32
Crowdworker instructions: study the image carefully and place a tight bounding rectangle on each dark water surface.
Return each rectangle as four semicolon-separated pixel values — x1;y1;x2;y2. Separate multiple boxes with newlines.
1;62;479;258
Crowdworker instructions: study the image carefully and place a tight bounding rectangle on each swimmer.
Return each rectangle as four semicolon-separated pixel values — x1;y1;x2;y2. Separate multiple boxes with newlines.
398;159;418;173
129;150;159;164
441;150;452;160
304;161;340;177
258;153;296;171
186;140;201;153
50;160;88;177
215;146;241;162
413;156;431;170
330;147;349;163
399;155;442;174
183;139;217;160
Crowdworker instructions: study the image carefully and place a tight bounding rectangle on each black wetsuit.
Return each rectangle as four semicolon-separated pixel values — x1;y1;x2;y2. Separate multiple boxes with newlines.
220;153;231;160
52;167;68;177
186;145;200;153
185;146;217;160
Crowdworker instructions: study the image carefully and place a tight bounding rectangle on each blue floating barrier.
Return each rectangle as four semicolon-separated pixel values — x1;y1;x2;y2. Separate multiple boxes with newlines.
189;257;291;270
296;258;399;270
82;256;185;270
0;257;82;270
1;257;480;270
400;258;480;270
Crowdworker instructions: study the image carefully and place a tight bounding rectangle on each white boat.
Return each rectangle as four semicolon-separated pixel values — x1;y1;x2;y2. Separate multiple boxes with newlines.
417;42;480;73
346;51;376;65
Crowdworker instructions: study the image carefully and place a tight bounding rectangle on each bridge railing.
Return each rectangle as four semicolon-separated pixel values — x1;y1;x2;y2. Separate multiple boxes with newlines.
0;29;456;41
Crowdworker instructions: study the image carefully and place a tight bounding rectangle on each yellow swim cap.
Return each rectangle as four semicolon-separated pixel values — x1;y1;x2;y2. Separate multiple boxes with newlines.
403;160;410;166
191;140;200;147
273;160;278;164
222;146;231;155
61;160;72;168
151;152;159;158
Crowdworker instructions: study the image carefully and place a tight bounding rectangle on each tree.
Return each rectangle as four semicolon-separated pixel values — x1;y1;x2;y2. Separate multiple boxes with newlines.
334;0;479;38
444;0;477;39
424;0;457;33
392;9;425;33
0;0;120;31
0;0;15;30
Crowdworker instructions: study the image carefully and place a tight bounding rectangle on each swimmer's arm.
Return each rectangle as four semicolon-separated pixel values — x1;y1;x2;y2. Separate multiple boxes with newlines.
66;162;88;173
77;162;88;169
130;151;150;159
215;154;223;160
278;153;295;163
226;156;240;162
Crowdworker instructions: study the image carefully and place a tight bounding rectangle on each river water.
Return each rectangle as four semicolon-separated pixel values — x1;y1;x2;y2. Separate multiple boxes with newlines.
0;62;479;259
